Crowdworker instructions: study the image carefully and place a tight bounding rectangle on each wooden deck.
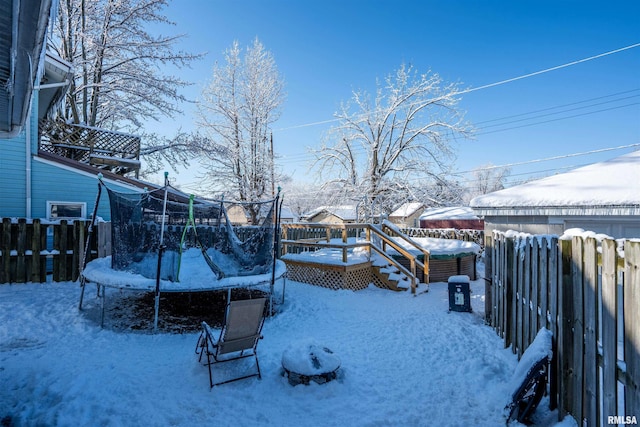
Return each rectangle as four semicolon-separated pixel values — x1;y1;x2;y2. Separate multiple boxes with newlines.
282;258;374;291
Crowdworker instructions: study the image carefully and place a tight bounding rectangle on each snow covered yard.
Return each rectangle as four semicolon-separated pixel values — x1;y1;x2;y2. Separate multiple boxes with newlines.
1;272;571;426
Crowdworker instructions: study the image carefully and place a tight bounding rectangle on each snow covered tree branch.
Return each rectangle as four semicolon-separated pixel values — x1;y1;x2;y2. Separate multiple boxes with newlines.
314;64;473;219
51;0;201;130
196;39;285;222
49;0;204;177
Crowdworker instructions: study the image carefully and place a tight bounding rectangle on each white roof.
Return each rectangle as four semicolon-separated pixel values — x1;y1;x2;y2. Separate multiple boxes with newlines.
419;206;479;220
390;202;425;218
471;150;640;216
304;205;357;221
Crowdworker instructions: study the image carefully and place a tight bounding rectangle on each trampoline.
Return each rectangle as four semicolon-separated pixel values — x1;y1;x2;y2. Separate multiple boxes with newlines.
79;174;286;330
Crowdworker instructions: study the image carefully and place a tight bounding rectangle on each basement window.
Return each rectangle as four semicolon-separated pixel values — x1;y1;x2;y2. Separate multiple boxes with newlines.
47;201;87;220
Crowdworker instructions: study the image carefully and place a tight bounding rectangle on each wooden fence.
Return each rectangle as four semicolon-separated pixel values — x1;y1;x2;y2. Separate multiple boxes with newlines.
487;231;639;426
0;218;110;283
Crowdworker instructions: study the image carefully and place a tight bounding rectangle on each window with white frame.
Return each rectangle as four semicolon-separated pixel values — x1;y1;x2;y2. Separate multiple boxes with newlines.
46;201;87;220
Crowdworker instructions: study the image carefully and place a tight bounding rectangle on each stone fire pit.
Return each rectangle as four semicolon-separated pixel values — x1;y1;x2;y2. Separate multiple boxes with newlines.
282;339;341;386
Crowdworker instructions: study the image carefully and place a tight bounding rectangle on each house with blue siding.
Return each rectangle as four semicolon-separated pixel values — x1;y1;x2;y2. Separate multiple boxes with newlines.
0;54;148;222
0;0;153;221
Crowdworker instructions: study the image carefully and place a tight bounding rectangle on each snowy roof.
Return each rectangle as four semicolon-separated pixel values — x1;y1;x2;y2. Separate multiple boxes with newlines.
419;206;479;220
303;205;357;221
470;150;640;216
389;202;425;218
279;205;296;220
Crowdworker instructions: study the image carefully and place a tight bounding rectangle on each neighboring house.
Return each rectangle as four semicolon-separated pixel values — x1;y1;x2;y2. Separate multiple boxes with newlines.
279;206;296;223
419;206;484;230
226;204;250;225
301;205;358;223
388;202;427;228
470;150;640;239
226;204;296;225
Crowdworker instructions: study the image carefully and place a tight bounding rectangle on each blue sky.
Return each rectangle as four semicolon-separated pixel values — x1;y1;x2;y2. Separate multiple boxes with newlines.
150;0;640;192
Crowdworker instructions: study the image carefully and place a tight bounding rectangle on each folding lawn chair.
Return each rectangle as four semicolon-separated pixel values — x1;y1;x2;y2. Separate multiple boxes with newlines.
195;297;267;388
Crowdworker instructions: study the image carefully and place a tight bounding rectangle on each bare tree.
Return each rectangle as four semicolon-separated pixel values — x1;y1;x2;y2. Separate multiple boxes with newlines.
466;164;511;202
314;64;473;219
49;0;205;175
197;38;285;221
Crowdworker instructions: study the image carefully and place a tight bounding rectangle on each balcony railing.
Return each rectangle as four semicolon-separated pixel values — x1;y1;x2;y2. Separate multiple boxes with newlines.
38;118;141;175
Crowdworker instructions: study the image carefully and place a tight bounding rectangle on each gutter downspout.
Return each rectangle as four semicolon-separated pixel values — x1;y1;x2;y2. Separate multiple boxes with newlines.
25;99;32;219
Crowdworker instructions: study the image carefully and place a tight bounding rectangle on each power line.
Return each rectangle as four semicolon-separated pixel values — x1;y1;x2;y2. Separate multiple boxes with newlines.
274;43;640;132
459;43;640;95
276;96;639;164
476;102;639;136
454;143;640;174
477;93;639;129
475;88;640;125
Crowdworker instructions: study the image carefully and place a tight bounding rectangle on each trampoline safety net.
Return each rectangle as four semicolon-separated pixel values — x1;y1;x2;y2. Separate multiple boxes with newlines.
107;185;278;282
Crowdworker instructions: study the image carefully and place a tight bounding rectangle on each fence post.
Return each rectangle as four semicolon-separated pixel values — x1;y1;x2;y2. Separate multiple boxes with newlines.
73;221;85;282
98;222;112;257
490;232;498;329
54;220;69;282
31;219;42;283
508;237;517;354
624;240;640;419
548;236;560;411
516;238;525;357
539;236;549;331
570;236;585;425
16;219;27;283
582;237;598;425
0;219;8;283
601;238;618;422
530;237;539;344
485;232;493;325
558;238;574;420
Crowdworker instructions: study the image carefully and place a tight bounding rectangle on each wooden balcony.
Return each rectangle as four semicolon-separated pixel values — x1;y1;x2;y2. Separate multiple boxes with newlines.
38;118;141;175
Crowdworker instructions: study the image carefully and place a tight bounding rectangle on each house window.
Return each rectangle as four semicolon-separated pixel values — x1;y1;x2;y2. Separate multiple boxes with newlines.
46;201;87;220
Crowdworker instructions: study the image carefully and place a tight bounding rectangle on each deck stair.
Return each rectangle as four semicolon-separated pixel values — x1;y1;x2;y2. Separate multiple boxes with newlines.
371;256;411;291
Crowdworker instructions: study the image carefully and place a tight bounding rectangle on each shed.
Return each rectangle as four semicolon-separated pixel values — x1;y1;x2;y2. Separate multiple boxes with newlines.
388;202;427;228
301;206;357;224
470;150;640;239
419;206;484;230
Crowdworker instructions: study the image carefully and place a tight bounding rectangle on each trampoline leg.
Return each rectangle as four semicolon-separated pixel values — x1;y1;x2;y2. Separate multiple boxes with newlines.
79;277;87;310
153;294;160;332
100;286;105;328
281;277;286;305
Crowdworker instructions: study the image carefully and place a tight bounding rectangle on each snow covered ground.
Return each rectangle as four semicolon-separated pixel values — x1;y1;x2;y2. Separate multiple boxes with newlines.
1;263;577;426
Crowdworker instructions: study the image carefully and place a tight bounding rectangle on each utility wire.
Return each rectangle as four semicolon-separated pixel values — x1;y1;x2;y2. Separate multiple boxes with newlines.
274;43;640;132
478;94;639;129
475;88;640;125
276;96;639;164
476;102;640;136
459;43;640;95
450;143;640;174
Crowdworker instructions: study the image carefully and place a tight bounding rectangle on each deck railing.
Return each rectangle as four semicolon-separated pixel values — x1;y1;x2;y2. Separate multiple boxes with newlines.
280;222;429;293
39;118;141;175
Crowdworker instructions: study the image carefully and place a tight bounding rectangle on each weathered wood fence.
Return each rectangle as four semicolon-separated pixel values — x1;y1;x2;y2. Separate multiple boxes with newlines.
487;231;639;426
0;218;111;283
